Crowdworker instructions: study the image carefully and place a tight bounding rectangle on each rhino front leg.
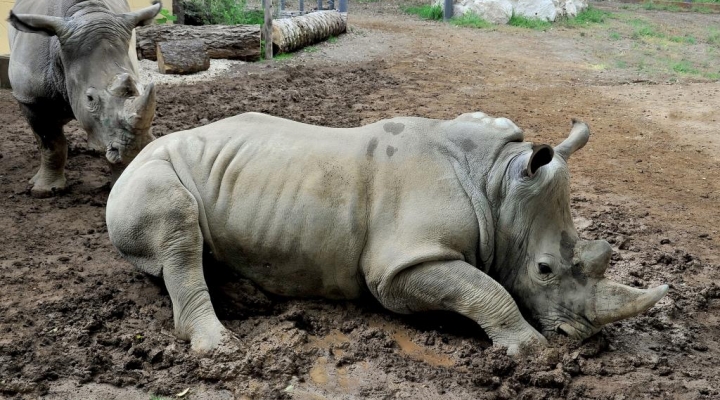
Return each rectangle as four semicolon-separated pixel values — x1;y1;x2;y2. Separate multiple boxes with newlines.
374;260;546;355
20;104;68;198
107;160;228;353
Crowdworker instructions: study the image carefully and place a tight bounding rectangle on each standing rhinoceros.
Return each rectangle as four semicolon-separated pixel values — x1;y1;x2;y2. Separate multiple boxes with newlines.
106;112;669;354
7;0;160;197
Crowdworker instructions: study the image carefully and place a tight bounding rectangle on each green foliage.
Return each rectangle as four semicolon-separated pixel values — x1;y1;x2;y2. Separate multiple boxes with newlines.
672;60;699;74
182;0;264;25
609;31;621;40
508;14;552;30
328;35;338;43
404;4;444;21
709;28;720;45
562;6;611;27
304;46;319;53
274;53;293;60
451;12;491;29
669;35;696;44
156;8;177;24
629;18;662;39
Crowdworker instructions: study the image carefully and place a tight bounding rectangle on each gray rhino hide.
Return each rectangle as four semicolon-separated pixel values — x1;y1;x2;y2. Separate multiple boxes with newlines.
106;112;668;355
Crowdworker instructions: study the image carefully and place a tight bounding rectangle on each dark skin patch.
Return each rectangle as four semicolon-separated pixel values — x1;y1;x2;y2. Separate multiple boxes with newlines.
366;137;379;158
562;231;587;285
383;122;405;135
386;146;397;157
460;138;477;152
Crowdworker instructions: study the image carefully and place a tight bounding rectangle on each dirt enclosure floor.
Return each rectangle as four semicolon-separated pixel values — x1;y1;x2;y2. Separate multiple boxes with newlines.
1;1;720;399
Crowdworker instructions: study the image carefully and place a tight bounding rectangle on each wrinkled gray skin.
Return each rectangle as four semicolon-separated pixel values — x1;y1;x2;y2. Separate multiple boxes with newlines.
7;0;160;197
106;111;669;355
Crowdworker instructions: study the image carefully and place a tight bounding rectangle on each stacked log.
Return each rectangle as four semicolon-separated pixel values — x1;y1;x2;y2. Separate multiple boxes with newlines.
269;11;347;54
157;39;210;75
136;24;261;62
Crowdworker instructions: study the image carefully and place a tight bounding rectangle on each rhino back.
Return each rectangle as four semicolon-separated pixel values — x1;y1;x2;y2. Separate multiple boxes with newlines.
132;113;478;299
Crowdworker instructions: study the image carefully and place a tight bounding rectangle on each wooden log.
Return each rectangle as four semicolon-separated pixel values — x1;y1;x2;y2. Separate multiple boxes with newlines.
269;11;347;54
136;24;261;62
156;39;210;75
264;0;273;60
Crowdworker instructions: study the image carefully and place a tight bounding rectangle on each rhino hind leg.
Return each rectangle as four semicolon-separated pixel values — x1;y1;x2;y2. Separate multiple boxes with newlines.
20;104;68;198
107;160;230;353
373;260;547;355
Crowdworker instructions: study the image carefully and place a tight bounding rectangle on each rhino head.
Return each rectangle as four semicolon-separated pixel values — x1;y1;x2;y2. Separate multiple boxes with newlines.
491;121;668;341
8;1;161;175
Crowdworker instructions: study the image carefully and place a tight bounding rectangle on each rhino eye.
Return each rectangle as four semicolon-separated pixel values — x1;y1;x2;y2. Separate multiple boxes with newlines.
538;263;553;274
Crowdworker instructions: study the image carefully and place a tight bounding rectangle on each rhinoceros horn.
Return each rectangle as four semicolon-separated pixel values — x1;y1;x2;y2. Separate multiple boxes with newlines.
593;279;669;325
555;119;590;161
124;82;156;131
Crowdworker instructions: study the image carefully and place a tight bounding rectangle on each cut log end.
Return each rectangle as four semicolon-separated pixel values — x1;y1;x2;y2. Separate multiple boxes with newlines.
156;39;210;75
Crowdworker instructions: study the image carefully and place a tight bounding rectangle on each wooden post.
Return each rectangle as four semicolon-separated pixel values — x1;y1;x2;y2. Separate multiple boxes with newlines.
300;0;304;15
339;0;347;12
263;0;273;60
317;0;322;10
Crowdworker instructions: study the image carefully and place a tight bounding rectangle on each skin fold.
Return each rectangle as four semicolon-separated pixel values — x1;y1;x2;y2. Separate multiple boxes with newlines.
106;111;668;355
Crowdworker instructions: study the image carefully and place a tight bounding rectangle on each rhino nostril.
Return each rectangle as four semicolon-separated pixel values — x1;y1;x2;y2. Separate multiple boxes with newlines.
556;326;569;337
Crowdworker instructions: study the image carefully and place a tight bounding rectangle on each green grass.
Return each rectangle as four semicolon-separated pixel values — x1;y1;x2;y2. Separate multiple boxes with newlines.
708;28;720;45
451;12;491;29
669;35;696;44
629;18;664;39
508;14;552;30
616;60;628;68
328;35;338;44
404;4;443;21
274;53;293;60
304;46;319;53
609;31;621;40
561;6;611;27
672;60;699;74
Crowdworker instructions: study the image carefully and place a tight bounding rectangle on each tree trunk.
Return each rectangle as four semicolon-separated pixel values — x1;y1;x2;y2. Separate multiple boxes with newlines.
136;24;261;62
269;11;347;54
157;39;210;75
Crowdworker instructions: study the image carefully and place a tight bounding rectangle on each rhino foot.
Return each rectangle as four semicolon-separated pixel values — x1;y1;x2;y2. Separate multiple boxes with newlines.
495;322;547;356
29;172;67;198
190;324;240;357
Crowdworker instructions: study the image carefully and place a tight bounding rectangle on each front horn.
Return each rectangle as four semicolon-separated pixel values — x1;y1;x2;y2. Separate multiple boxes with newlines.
592;279;669;325
124;82;156;131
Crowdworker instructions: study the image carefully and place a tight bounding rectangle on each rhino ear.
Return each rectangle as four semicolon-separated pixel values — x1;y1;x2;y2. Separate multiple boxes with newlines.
8;11;68;37
121;1;162;28
526;144;554;178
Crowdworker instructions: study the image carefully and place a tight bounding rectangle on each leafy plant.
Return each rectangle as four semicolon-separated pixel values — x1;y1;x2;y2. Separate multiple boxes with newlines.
183;0;264;25
404;4;443;21
156;8;177;24
672;60;698;74
609;31;621;40
328;35;338;43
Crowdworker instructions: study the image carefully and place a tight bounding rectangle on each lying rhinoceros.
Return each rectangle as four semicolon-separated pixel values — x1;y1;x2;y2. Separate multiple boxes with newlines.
7;0;160;197
106;112;669;354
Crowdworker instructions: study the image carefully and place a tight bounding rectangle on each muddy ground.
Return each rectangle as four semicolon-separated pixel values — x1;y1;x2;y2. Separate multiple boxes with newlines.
1;1;720;399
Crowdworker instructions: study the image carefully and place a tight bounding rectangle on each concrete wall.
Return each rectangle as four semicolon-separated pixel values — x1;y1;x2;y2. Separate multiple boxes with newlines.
0;0;173;55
